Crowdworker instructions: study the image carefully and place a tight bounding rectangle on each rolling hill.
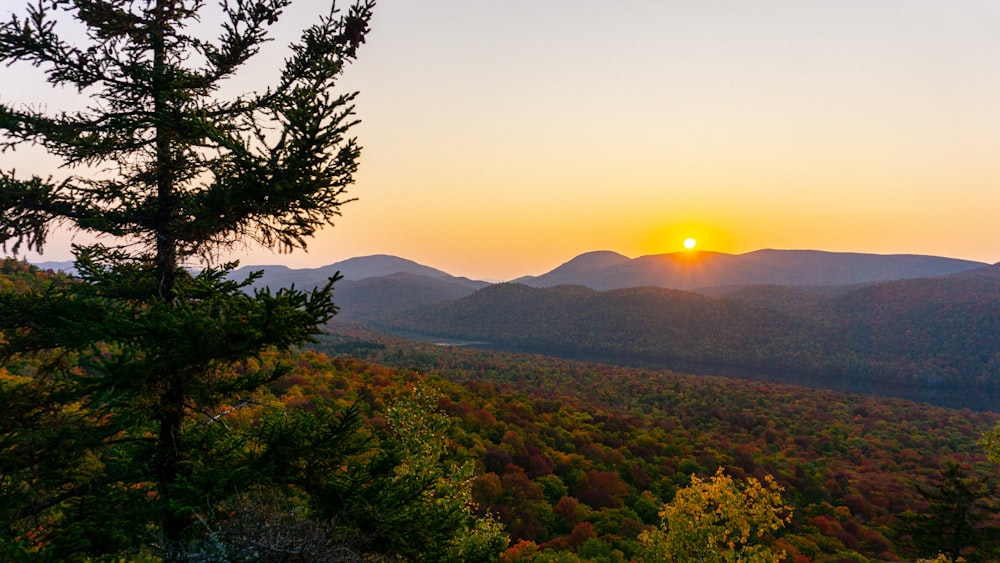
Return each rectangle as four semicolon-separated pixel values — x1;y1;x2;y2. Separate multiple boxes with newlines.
221;254;488;318
34;250;991;322
333;272;488;320
378;273;1000;410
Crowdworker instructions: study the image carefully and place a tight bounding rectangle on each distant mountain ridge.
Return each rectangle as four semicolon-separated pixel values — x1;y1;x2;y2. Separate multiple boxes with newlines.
224;255;488;320
228;254;481;288
29;249;993;322
34;249;991;291
516;249;988;290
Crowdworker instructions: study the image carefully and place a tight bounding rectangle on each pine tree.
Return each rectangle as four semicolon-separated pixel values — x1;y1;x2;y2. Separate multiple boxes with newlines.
0;0;374;558
905;462;1000;562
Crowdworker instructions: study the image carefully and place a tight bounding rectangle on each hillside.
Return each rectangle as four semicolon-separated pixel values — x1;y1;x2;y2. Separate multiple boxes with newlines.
382;282;821;364
334;272;485;320
822;276;1000;385
34;250;990;323
378;275;1000;410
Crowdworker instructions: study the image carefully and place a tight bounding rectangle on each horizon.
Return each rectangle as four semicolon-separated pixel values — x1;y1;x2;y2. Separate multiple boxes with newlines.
4;1;1000;281
27;245;996;283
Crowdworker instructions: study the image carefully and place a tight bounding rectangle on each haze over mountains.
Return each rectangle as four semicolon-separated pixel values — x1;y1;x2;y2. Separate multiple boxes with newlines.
514;249;989;290
39;248;990;291
230;249;990;319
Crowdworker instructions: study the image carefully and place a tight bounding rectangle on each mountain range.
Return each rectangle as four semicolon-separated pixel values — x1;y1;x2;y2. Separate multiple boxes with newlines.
238;249;993;321
31;249;1000;408
38;249;991;289
36;249;993;320
514;249;988;290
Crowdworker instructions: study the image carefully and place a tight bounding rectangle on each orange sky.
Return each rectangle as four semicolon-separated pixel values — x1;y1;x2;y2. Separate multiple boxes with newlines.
5;1;1000;280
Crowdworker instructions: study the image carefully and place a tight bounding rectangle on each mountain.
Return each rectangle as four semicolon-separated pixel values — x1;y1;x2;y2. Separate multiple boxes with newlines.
699;284;847;316
950;261;1000;280
517;249;987;290
34;260;76;273
320;254;458;281
222;255;489;319
385;282;817;360
513;250;631;286
228;254;482;289
26;254;489;319
823;276;1000;379
32;249;989;293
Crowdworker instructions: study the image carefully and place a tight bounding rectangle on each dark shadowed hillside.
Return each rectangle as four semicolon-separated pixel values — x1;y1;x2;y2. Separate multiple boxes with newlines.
696;284;856;316
951;262;1000;280
221;255;488;318
823;276;1000;386
334;272;486;320
378;275;1000;410
381;282;825;373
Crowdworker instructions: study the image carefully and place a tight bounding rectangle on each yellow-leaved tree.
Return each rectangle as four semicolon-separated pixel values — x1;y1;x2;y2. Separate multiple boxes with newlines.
639;468;792;563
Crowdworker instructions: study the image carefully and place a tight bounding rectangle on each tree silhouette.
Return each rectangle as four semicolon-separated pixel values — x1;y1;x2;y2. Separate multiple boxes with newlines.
0;0;373;558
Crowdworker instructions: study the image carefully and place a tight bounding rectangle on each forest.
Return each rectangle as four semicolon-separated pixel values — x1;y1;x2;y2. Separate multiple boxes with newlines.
319;326;1000;561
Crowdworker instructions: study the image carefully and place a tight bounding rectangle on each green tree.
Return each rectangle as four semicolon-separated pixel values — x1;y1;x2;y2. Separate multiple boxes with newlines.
982;422;1000;465
376;386;509;562
905;462;1000;562
638;467;792;563
182;386;508;562
0;0;373;558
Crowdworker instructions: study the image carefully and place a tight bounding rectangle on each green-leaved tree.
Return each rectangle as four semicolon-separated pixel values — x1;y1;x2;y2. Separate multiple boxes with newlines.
0;0;374;559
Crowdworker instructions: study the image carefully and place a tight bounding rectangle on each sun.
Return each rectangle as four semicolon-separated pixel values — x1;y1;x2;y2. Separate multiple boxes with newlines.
683;238;697;250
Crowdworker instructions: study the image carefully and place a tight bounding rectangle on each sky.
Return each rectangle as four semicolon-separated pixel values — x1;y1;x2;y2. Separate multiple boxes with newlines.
3;1;1000;280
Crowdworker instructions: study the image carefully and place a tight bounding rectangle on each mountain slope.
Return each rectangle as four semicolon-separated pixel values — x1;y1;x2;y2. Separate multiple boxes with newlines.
823;276;1000;385
384;282;823;371
334;272;486;320
217;255;490;319
379;274;1000;410
512;250;631;286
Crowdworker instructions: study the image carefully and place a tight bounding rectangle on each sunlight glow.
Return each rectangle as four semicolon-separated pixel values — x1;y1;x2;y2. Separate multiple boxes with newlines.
684;238;697;250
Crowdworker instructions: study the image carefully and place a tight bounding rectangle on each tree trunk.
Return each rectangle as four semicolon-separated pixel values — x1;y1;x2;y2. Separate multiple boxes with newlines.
158;382;186;550
151;0;184;551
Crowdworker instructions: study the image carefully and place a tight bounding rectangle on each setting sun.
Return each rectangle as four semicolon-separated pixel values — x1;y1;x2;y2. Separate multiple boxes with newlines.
684;238;697;250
